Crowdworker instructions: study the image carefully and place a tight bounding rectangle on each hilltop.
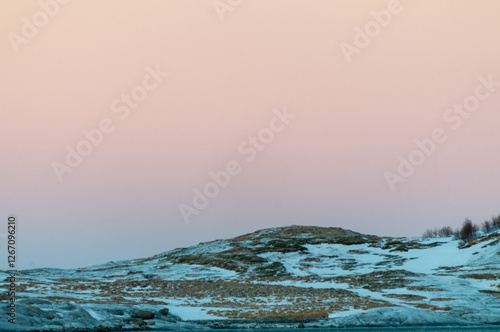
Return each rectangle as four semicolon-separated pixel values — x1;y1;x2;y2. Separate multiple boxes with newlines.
1;225;499;330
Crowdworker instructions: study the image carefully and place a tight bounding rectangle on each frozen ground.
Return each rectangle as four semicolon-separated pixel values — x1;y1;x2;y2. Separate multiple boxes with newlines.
0;226;499;330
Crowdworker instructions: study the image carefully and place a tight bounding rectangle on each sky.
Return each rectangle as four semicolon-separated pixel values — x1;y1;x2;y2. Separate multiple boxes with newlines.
1;0;500;269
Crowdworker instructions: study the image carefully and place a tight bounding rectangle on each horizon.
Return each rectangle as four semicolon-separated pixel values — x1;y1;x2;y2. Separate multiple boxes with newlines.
16;217;499;272
1;0;500;270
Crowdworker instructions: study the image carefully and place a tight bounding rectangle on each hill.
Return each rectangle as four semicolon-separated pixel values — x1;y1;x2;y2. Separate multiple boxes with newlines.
1;225;499;330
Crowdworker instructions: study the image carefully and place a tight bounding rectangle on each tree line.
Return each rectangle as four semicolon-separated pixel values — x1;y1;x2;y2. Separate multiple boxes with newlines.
422;214;500;244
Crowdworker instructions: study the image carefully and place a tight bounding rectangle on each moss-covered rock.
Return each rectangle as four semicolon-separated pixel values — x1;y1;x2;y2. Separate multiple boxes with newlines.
132;310;154;320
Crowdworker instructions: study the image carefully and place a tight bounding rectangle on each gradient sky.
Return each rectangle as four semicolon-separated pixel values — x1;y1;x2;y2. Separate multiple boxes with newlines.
1;0;500;269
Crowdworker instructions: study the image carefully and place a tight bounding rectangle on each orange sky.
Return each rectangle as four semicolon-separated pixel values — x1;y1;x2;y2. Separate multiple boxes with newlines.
1;0;500;269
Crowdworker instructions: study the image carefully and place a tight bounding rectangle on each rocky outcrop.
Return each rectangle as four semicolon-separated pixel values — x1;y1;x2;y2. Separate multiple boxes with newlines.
0;300;188;331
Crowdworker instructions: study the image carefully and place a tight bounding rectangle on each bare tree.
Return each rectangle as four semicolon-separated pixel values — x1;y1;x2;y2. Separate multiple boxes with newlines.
423;226;454;238
492;215;500;230
437;226;453;237
482;220;492;233
422;229;434;238
458;219;478;244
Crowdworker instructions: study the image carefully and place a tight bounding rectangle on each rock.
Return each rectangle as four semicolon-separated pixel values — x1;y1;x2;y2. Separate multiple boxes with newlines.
133;324;141;330
107;309;124;315
158;309;180;322
132;310;155;320
298;323;305;328
114;322;125;329
159;308;169;316
125;317;147;326
22;306;57;320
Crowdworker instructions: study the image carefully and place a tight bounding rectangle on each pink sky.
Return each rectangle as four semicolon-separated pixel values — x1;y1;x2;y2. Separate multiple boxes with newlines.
1;0;500;269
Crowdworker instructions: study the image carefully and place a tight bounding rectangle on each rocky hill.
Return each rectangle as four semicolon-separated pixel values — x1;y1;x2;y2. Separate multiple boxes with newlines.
1;226;499;330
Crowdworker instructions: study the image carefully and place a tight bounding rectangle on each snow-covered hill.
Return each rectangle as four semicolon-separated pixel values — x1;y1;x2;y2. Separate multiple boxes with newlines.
1;226;499;330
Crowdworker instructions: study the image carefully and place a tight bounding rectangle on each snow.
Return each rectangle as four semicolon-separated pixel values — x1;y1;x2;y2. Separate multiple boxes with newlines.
397;240;473;273
168;305;226;320
251;279;351;290
149;263;238;280
259;243;401;277
328;308;365;318
170;240;234;256
2;227;498;329
84;308;103;320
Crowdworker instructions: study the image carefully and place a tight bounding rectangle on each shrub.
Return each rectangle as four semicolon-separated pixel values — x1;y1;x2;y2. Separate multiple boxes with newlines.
491;215;500;230
424;213;500;242
422;229;435;238
437;226;454;237
482;220;492;233
422;226;454;238
457;219;478;244
480;215;500;234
